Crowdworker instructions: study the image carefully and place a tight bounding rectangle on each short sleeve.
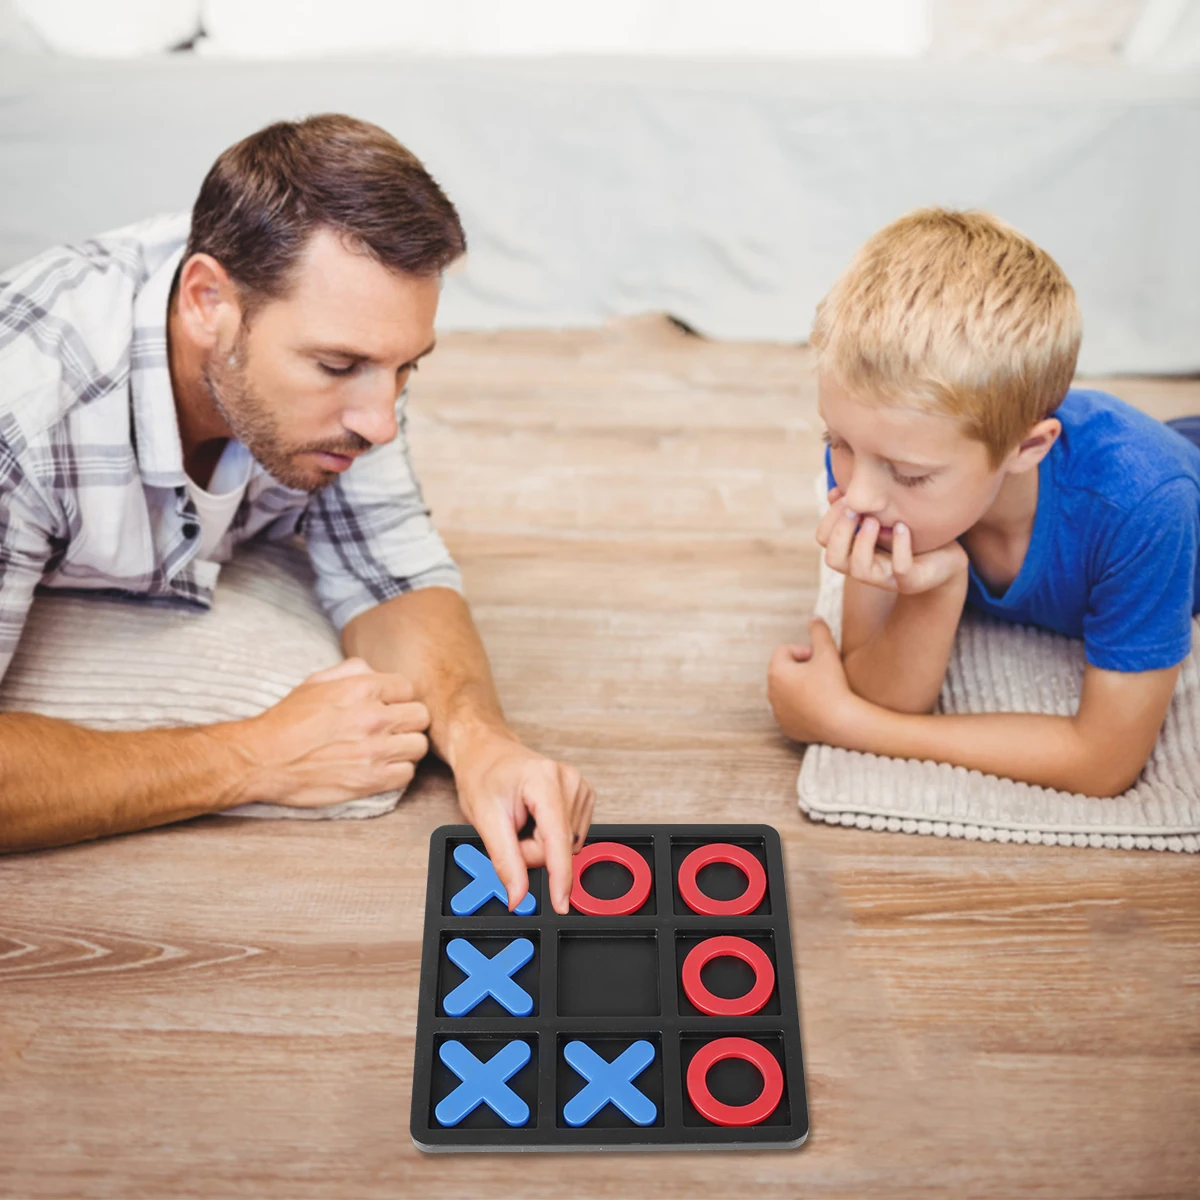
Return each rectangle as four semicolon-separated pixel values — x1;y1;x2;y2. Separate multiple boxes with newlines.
303;396;462;631
1083;478;1199;672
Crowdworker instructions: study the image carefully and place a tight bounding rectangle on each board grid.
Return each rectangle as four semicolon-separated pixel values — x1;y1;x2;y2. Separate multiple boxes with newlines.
410;823;809;1151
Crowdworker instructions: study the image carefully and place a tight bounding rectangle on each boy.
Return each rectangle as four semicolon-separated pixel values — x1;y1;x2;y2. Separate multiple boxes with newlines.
768;208;1200;798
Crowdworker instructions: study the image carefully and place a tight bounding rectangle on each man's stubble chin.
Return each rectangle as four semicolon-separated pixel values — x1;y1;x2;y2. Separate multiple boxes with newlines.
201;346;330;493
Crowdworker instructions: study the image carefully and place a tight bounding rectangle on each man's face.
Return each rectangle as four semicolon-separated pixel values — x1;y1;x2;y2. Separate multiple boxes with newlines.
818;371;1010;554
203;229;440;492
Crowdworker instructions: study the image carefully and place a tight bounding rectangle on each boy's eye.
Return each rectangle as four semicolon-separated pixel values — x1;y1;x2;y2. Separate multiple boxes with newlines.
318;361;358;377
892;468;931;488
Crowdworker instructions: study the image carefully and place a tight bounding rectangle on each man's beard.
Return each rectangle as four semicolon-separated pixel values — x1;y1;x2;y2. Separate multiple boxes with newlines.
201;327;370;492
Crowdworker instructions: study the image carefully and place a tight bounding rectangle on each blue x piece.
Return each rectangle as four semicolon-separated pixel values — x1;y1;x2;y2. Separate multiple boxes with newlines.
435;1040;531;1127
443;937;535;1017
450;844;537;916
562;1040;658;1127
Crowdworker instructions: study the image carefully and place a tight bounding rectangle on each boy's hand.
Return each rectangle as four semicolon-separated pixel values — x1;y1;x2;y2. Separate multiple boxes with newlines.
817;487;968;595
768;618;863;745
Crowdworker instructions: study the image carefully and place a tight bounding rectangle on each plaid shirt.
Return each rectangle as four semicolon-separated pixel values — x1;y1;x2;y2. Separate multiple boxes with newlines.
0;213;461;682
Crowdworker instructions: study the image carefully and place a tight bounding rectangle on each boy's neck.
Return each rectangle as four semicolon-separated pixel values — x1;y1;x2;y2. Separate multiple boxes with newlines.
963;466;1041;595
975;465;1040;539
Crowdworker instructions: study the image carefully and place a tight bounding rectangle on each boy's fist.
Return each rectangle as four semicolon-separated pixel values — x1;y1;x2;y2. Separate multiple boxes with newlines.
767;618;861;745
817;487;968;595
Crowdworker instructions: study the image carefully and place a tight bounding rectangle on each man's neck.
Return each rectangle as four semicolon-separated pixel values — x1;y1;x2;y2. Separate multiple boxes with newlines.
166;295;232;488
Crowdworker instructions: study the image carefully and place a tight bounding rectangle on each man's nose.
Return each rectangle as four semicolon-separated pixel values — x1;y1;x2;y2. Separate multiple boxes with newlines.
342;389;400;448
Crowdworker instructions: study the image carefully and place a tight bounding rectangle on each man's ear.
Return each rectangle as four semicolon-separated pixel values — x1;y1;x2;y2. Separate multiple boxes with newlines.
1005;416;1061;475
173;253;240;351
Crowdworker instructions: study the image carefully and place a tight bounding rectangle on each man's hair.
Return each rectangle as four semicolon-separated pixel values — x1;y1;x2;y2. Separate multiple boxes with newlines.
186;113;466;310
810;208;1081;466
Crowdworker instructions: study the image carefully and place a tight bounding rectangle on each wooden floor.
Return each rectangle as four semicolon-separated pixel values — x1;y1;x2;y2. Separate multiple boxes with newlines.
1;316;1198;1198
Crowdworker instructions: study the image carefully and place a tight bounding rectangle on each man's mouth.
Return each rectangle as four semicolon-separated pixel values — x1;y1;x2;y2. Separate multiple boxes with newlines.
310;450;360;472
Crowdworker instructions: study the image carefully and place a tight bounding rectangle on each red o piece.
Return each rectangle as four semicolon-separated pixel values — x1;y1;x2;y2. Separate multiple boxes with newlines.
569;842;652;916
686;1037;784;1128
681;935;775;1017
677;843;766;916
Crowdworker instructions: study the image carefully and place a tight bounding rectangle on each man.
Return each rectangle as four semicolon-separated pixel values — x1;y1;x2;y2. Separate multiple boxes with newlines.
0;114;594;913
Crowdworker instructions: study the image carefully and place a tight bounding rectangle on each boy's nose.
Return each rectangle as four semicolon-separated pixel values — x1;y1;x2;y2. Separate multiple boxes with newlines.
842;473;887;518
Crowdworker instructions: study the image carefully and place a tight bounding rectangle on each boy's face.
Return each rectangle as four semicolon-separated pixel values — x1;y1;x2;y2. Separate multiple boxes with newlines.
818;371;1010;554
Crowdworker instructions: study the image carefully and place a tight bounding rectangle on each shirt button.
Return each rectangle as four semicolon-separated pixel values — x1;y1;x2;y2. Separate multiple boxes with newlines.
182;522;200;539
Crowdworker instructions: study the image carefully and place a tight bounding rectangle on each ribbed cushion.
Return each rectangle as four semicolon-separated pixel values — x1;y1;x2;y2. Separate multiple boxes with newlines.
0;540;402;820
798;476;1200;852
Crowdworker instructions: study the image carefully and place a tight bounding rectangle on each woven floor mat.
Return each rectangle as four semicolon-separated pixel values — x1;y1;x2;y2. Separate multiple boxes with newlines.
797;477;1200;852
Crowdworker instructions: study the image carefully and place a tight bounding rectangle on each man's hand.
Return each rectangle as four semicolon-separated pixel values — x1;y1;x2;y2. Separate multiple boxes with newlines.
340;587;597;914
767;617;863;745
452;727;595;916
817;486;968;595
230;657;432;806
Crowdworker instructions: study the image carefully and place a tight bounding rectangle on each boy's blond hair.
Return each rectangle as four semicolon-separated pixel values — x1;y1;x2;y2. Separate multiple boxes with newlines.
810;208;1082;466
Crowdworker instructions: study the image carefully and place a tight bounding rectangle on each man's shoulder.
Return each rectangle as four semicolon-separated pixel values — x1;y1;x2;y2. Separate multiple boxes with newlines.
0;213;189;443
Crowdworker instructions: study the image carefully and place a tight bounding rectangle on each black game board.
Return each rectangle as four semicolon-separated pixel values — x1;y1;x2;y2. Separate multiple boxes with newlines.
410;823;809;1151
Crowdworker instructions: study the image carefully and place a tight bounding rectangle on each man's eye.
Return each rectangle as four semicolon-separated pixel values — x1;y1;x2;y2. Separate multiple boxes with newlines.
318;361;357;377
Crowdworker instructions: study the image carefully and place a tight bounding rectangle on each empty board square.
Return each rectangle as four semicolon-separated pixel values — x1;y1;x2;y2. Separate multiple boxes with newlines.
437;932;541;1018
557;932;660;1017
570;838;656;916
430;1034;540;1130
675;930;781;1017
679;1033;792;1129
555;1034;665;1129
442;839;546;917
670;837;772;916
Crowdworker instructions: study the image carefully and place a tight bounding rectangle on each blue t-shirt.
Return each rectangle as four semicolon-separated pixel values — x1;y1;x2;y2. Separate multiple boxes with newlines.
824;389;1200;672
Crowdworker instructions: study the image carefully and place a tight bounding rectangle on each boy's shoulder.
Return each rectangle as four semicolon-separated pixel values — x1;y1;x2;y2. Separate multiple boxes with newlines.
1053;388;1200;516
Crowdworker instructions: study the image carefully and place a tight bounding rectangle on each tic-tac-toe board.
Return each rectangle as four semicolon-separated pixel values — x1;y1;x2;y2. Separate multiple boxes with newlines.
410;824;809;1151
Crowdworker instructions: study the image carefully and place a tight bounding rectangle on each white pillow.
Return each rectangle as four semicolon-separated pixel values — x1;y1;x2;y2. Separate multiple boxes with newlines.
11;0;201;56
198;0;929;59
0;540;402;820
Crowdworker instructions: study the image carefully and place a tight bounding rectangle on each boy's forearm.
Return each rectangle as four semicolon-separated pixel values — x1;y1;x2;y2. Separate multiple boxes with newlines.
0;713;252;852
843;573;967;714
835;700;1139;798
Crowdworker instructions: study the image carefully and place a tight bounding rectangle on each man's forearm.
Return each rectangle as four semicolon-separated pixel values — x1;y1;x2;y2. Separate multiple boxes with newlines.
341;588;510;770
843;574;967;714
0;713;252;852
836;700;1138;798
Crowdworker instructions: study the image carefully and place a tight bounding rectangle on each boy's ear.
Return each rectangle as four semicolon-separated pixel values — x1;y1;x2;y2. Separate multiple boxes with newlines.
1006;417;1061;475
